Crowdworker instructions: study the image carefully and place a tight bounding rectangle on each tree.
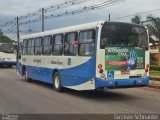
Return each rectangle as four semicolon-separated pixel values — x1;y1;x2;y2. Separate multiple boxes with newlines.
146;24;159;44
131;15;142;24
0;32;12;43
147;16;160;66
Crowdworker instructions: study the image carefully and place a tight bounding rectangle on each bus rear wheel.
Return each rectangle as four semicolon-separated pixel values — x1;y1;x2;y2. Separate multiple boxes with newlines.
53;72;63;92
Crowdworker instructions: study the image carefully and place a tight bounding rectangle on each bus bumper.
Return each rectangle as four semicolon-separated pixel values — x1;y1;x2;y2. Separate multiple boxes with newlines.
95;76;150;89
0;61;16;66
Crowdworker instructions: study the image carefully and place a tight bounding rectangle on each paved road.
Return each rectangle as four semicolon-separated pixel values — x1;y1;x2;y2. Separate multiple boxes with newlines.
0;67;160;114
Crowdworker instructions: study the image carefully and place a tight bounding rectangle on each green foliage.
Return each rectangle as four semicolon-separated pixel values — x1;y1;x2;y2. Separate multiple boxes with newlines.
147;16;160;43
150;65;160;71
131;15;142;24
146;16;160;67
0;32;12;43
150;71;160;76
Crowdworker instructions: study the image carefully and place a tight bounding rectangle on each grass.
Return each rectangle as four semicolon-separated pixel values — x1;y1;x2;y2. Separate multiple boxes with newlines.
150;71;160;76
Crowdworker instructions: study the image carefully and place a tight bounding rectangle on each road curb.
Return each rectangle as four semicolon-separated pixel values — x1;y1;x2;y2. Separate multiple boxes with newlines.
149;84;160;89
149;79;160;89
150;76;160;81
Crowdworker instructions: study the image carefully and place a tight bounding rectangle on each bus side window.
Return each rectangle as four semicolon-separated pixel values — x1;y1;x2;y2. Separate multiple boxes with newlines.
79;30;95;56
64;32;78;56
23;39;28;55
43;36;52;55
27;39;31;55
53;34;63;55
35;37;42;55
27;38;34;55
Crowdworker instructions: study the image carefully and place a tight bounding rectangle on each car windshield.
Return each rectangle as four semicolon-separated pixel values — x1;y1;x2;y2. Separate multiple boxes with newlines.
101;22;148;49
0;43;14;53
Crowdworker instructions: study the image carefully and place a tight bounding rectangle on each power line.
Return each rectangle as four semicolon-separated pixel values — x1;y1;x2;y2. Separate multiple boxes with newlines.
111;8;160;20
2;24;17;34
1;0;127;39
0;0;94;38
0;18;16;28
0;0;92;28
19;0;127;25
45;0;91;13
18;0;90;20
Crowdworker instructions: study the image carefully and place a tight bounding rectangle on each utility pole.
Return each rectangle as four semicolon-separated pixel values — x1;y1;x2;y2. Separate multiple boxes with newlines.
16;16;20;60
42;8;44;32
0;29;1;43
108;14;111;21
16;16;20;44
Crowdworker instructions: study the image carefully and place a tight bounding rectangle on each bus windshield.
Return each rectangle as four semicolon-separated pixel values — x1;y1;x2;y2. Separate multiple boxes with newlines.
0;43;14;53
101;22;148;49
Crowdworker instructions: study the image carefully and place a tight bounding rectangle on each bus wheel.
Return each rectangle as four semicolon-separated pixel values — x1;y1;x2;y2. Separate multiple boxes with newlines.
24;69;32;82
53;72;63;92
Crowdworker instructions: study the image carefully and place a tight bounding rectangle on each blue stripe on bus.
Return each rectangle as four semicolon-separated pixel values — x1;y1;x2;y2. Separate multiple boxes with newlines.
17;56;96;86
0;61;16;65
27;66;53;83
60;56;96;86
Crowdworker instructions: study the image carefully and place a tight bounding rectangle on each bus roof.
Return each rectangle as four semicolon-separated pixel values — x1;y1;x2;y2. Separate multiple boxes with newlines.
20;21;146;40
20;21;105;40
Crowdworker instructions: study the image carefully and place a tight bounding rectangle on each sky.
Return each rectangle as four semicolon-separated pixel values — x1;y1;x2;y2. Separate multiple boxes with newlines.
0;0;160;39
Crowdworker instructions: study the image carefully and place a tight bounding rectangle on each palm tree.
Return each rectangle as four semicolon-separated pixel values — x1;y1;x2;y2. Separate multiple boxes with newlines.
147;16;160;66
131;15;142;24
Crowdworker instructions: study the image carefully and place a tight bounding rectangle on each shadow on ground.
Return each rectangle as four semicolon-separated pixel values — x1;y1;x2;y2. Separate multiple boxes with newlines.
0;66;16;69
18;78;138;102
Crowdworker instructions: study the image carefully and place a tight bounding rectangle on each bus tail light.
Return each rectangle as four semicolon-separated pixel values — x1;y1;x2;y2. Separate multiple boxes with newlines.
98;64;106;79
146;64;150;68
145;68;149;73
98;64;102;69
145;64;150;73
99;69;104;74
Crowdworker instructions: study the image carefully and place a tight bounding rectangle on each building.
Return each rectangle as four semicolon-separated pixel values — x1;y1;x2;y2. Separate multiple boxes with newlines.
149;43;159;65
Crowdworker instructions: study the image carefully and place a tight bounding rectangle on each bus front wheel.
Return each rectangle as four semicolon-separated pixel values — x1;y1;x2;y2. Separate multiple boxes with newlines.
53;72;63;92
23;69;32;82
7;65;12;68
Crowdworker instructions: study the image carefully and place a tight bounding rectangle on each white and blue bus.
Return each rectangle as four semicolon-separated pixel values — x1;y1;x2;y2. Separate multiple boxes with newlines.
0;43;16;67
17;21;150;91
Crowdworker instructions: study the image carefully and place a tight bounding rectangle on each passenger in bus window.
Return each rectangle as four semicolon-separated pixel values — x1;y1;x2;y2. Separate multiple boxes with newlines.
64;41;69;54
79;44;85;55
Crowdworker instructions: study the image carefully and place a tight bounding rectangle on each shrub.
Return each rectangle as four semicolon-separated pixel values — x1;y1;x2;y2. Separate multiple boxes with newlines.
150;65;160;71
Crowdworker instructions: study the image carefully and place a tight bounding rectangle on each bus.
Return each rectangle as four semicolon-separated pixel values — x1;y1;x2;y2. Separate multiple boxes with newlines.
0;43;16;67
16;21;150;91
